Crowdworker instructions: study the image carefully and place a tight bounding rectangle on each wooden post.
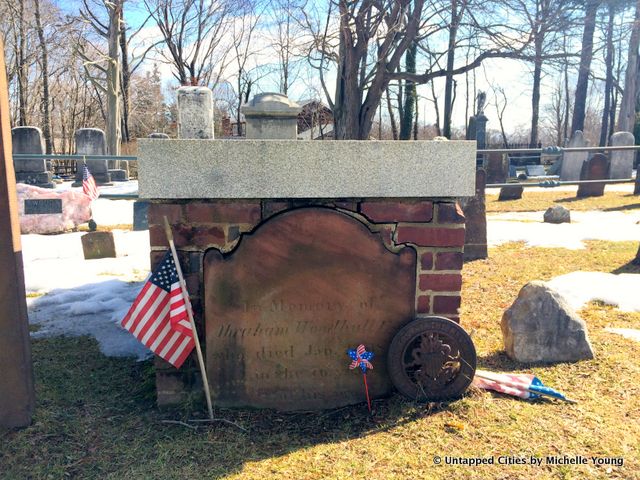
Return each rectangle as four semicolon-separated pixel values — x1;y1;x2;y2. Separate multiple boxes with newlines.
163;217;214;420
0;39;35;428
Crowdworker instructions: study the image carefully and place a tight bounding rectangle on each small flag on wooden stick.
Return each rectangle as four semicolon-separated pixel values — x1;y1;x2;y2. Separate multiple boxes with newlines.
82;163;99;201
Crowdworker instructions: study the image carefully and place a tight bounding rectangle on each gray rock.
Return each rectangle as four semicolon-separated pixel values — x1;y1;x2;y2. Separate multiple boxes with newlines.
501;281;594;363
543;205;571;224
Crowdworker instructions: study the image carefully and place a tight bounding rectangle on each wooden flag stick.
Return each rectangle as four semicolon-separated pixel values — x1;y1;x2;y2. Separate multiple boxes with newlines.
163;216;214;420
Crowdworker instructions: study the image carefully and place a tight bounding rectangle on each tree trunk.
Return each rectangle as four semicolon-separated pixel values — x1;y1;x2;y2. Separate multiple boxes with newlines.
617;0;640;132
600;4;615;146
120;7;131;144
443;0;459;139
431;80;442;136
17;0;28;126
571;0;600;134
530;13;545;148
386;87;398;140
106;1;122;156
400;43;417;140
33;0;52;153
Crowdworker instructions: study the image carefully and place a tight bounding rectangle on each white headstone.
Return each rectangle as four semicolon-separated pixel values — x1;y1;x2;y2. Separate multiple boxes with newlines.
177;87;214;139
560;131;588;181
609;131;635;179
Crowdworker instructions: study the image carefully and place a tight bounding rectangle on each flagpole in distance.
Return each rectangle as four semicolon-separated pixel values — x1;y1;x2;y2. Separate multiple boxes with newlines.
163;216;214;420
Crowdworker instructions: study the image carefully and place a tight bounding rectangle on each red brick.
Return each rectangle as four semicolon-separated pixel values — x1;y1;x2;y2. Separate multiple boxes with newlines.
396;226;465;247
436;202;465;223
191;225;225;248
433;295;461;314
147;203;183;225
420;252;433;270
435;251;464;270
419;273;462;292
184;202;261;224
360;201;433;223
417;295;431;313
149;250;168;269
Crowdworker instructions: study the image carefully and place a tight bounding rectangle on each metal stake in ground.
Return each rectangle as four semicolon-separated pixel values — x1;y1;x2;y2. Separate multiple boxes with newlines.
163;216;214;420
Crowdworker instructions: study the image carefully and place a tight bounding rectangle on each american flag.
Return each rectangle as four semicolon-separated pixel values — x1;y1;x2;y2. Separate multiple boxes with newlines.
473;369;575;402
121;251;195;368
82;164;99;200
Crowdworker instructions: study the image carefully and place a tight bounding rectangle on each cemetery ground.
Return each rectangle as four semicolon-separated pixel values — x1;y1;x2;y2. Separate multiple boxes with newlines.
1;187;639;479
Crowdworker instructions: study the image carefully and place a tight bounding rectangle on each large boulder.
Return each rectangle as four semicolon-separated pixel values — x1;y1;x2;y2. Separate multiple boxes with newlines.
543;205;570;224
501;281;594;363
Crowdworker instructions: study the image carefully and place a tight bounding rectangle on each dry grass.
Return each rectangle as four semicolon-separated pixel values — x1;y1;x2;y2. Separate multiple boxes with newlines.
1;243;639;479
487;189;640;213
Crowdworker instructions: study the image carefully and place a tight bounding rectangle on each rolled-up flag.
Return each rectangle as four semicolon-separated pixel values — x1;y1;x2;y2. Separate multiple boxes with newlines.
473;369;577;403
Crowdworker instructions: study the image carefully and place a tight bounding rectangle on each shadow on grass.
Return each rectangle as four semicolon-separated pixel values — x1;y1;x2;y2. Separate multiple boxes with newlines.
611;258;640;274
603;201;640;212
0;336;464;479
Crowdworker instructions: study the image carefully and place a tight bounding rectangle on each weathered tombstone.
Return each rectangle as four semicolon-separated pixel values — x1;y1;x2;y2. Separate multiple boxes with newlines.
609;131;634;179
0;45;35;428
73;128;111;185
485;151;508;184
148;132;170;139
498;183;523;201
461;168;488;260
560;130;588;181
502;281;594;363
11;126;54;188
133;200;149;231
242;93;302;140
525;165;546;177
81;231;116;259
577;153;609;198
177;86;214;139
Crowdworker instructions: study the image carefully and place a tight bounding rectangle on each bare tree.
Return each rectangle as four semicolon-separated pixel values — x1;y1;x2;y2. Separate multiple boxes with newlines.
617;0;640;132
267;0;307;94
144;0;231;87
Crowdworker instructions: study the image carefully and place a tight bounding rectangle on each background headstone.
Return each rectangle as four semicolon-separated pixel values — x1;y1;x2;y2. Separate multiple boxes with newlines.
242;93;302;140
461;168;488;260
485;152;508;184
502;281;594;363
11;126;54;188
560;131;588;181
177;86;214;139
0;46;35;428
81;231;116;259
609;131;634;179
73;128;111;185
498;183;523;201
148;132;169;139
577;153;609;198
133;200;149;230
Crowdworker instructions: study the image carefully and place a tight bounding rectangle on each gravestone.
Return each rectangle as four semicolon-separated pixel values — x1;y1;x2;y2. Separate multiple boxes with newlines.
498;183;523;201
81;231;116;259
11;126;54;188
242;93;302;140
133;200;149;230
73;128;111;185
525;165;546;177
148;132;170;139
577;153;609;198
461;169;488;260
560;131;588;181
204;208;416;410
177;86;214;139
485;152;508;184
609;131;634;179
0;46;35;428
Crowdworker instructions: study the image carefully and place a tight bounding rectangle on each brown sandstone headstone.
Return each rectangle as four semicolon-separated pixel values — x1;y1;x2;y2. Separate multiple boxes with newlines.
204;208;416;410
577;153;609;198
81;231;116;259
498;183;523;201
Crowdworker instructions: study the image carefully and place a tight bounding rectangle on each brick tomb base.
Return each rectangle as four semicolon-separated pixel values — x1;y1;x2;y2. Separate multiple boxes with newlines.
148;199;466;408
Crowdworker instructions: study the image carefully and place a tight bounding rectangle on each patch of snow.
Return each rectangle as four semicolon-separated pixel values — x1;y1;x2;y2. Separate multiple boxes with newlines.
488;210;640;249
23;230;152;360
604;328;640;343
55;180;138;196
547;271;640;312
92;199;135;226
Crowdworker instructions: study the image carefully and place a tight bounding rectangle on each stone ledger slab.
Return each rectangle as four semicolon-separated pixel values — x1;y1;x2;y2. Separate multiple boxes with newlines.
138;139;476;198
204;208;416;410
